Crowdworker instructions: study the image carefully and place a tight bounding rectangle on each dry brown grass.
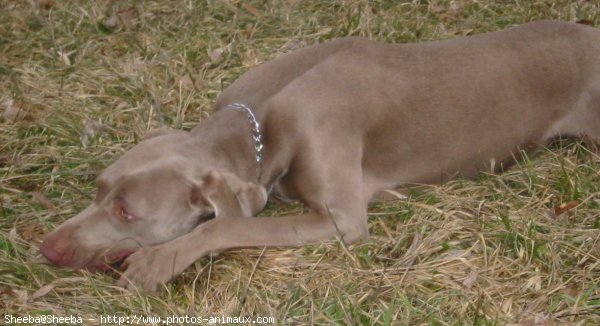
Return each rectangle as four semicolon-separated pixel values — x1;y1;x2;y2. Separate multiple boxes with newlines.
1;0;599;325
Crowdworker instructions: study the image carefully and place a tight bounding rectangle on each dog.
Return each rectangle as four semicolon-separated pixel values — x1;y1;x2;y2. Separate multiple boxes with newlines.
40;21;600;291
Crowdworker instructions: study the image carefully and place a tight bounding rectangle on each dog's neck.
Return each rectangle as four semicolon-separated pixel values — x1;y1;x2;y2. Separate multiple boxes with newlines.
190;108;262;183
224;103;264;178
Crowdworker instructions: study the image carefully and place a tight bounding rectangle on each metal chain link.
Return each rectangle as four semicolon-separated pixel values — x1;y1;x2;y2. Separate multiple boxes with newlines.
225;103;264;179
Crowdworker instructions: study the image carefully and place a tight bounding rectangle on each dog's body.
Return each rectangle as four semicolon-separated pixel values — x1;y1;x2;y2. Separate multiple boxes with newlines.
41;21;600;291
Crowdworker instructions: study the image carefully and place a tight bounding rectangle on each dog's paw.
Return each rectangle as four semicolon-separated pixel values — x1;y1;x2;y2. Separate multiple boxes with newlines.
116;245;187;293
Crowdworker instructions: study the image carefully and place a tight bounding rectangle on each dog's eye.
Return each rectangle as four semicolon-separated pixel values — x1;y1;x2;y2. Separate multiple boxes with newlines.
112;201;137;222
118;209;135;221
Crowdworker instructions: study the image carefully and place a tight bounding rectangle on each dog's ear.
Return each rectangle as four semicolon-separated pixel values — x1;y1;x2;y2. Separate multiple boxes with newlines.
190;171;267;218
142;128;187;141
218;171;267;216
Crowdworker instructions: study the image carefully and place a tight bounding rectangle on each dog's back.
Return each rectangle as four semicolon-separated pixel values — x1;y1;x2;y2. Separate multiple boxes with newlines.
217;21;600;187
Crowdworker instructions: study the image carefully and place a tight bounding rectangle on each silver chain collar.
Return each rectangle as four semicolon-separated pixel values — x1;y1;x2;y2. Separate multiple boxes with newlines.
225;103;264;179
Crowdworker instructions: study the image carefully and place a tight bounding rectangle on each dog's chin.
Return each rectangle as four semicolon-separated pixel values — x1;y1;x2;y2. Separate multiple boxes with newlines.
85;249;136;273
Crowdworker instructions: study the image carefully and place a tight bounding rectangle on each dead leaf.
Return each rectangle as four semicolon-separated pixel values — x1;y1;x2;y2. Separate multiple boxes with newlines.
31;191;56;213
20;222;46;243
563;284;580;297
242;3;261;17
501;297;512;314
32;283;55;300
11;288;28;304
80;118;107;147
115;101;128;111
2;99;22;121
428;4;446;14
244;23;254;38
462;270;478;289
517;313;553;326
56;276;88;283
20;181;38;192
461;29;474;36
209;47;226;65
524;275;542;292
0;286;11;299
117;7;137;27
102;7;137;30
28;277;88;301
2;99;37;122
281;39;307;52
37;0;55;10
553;200;579;216
103;14;119;29
34;254;52;264
57;51;71;66
8;227;19;244
0;154;11;167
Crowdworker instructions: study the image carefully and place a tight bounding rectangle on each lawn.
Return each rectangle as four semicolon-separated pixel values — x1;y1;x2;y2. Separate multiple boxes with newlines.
1;0;599;325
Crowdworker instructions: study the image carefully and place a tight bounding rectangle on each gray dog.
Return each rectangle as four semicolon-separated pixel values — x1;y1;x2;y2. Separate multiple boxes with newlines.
40;21;600;291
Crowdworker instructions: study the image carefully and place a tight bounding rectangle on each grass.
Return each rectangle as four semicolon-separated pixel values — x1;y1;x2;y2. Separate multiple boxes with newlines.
1;0;599;324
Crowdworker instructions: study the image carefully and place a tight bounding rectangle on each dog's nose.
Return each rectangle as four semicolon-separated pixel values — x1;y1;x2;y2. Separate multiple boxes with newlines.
40;243;65;265
40;226;76;267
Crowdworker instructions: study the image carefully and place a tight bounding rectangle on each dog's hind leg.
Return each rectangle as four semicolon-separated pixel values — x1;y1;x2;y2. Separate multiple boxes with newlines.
573;87;600;155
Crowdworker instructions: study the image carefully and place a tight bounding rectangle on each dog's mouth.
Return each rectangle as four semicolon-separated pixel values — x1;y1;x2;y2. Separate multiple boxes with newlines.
108;250;135;270
87;250;136;273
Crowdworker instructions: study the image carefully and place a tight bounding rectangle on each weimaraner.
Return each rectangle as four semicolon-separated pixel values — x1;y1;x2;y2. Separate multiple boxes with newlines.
40;21;600;291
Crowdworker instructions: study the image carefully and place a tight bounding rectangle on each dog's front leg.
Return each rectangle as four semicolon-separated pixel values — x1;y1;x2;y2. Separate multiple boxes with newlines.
118;140;369;292
117;207;367;292
117;209;365;291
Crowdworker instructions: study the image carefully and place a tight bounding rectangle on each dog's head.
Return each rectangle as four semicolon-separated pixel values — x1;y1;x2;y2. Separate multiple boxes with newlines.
40;129;267;272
